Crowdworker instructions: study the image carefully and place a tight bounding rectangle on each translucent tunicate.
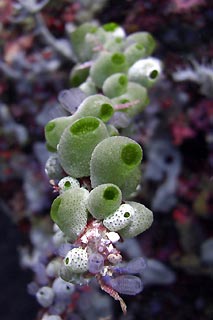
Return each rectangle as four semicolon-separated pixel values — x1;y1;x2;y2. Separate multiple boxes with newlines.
88;253;104;274
52;277;75;300
36;286;55;308
45;154;64;179
57;243;75;257
58;88;87;114
113;257;147;274
104;275;143;295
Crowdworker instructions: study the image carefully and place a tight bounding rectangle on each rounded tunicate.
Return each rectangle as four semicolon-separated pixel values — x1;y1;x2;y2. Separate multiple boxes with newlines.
88;253;104;274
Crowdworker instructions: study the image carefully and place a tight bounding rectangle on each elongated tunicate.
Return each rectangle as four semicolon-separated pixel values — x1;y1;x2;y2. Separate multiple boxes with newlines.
75;94;114;122
124;31;156;56
88;253;104;274
58;116;109;177
128;57;162;88
69;63;90;87
90;136;142;198
79;77;97;96
113;257;147;274
124;42;147;66
104;275;143;295
119;201;153;238
45;116;75;150
70;23;100;62
102;73;128;98
87;183;122;219
112;82;149;118
90;52;128;88
50;188;89;241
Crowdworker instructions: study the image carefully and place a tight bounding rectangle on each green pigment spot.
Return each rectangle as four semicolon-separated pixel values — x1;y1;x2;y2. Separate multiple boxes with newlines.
46;121;55;132
124;212;130;218
111;53;125;65
149;70;158;79
71;75;81;87
119;75;127;86
103;22;118;32
103;186;119;200
121;143;142;166
136;43;144;50
70;117;99;135
89;26;98;33
115;37;122;43
100;104;114;121
120;99;130;104
64;181;71;188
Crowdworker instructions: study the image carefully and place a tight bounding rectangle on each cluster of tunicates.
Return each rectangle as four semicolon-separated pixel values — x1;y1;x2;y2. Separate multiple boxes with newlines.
43;21;161;312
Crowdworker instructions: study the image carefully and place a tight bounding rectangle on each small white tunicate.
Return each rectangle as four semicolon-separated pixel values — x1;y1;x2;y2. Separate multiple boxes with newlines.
64;248;88;273
36;286;55;308
58;176;80;194
46;259;61;278
128;57;162;88
103;204;134;231
52;230;66;246
88;253;104;274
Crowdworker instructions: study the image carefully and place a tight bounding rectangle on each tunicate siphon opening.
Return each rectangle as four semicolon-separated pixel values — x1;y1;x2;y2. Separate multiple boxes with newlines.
116;37;122;43
120;99;130;104
71;75;81;87
124;212;130;218
103;22;118;32
136;43;144;50
64;181;71;188
149;70;158;79
121;143;142;166
70;117;99;135
46;121;56;132
103;186;119;200
100;103;114;121
119;75;128;86
111;53;125;65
